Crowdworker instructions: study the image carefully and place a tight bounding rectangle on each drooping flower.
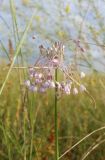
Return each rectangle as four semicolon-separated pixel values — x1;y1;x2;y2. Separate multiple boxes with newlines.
29;68;35;78
29;85;37;92
35;78;43;84
60;81;65;90
64;84;71;95
24;80;30;87
80;84;86;92
38;73;43;79
52;56;59;67
43;81;50;88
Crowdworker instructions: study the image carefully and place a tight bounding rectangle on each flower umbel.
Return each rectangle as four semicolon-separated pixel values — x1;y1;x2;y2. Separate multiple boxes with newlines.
25;41;86;95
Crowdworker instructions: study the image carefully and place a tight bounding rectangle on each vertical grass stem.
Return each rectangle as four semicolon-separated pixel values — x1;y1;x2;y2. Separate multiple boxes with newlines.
55;68;59;160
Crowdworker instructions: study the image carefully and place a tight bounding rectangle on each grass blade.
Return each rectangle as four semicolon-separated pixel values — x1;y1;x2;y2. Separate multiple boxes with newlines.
0;12;35;96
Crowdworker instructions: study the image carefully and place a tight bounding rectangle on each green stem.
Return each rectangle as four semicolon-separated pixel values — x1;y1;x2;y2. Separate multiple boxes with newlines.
55;68;59;160
23;110;26;160
29;125;34;160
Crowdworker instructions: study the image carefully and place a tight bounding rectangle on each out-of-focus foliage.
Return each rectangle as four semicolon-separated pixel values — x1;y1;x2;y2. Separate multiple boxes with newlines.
0;62;105;160
0;0;105;72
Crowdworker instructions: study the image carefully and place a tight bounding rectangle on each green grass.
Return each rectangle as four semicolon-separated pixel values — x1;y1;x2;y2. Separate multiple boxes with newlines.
0;0;35;96
1;1;105;159
0;63;105;160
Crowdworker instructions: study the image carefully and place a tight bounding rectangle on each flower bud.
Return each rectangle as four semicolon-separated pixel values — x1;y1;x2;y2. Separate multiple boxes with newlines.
49;81;55;88
52;56;59;67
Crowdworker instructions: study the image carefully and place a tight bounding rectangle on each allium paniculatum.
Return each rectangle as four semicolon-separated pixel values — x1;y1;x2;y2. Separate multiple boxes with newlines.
24;42;86;96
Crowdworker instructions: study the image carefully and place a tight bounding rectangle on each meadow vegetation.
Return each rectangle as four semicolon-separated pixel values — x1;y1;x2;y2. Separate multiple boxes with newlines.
0;61;105;160
1;0;105;159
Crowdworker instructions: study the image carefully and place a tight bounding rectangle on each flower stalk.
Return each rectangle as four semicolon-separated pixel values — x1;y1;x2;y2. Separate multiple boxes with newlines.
55;68;59;160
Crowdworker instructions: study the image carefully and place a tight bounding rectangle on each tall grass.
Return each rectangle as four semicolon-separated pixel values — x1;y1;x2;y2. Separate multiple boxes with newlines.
0;63;105;159
55;68;59;160
0;0;35;96
0;1;105;159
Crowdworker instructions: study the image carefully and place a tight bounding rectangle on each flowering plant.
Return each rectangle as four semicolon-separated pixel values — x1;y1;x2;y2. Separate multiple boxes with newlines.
24;41;88;160
25;42;86;96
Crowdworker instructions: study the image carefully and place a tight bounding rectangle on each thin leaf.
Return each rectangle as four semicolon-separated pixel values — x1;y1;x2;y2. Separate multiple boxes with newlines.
0;11;35;96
